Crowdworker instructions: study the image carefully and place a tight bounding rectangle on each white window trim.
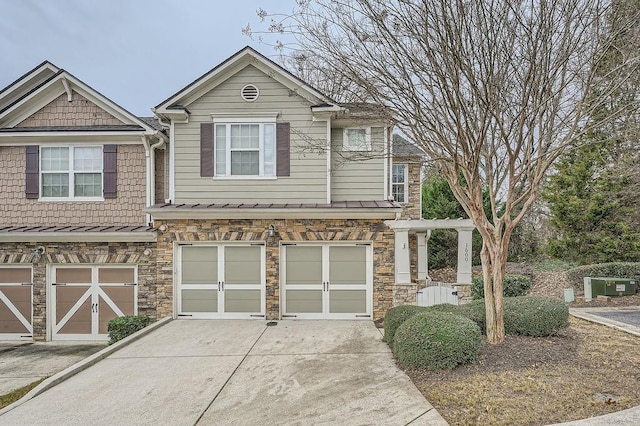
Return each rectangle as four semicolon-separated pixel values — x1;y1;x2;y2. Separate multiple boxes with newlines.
39;145;104;202
343;127;372;151
212;118;277;179
392;163;409;204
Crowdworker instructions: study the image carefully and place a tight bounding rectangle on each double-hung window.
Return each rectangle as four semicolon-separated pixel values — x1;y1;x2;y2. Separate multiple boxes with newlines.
41;146;103;199
214;122;276;177
392;164;408;203
343;127;371;151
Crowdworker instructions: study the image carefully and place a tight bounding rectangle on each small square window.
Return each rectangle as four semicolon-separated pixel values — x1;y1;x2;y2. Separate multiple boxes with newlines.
343;127;371;151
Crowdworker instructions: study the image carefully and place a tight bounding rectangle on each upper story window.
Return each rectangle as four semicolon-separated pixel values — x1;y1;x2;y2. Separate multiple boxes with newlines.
40;146;103;199
214;123;276;177
392;164;408;203
343;127;371;151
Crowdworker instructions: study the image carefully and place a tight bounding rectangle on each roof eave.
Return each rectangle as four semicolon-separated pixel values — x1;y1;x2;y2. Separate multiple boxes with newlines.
0;231;157;243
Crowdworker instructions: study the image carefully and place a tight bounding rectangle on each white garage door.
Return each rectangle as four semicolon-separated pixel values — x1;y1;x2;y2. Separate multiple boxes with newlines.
282;243;372;319
177;244;266;319
0;266;33;340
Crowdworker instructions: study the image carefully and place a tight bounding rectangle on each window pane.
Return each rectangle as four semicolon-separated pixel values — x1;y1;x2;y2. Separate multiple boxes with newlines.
231;151;259;175
74;147;102;171
346;129;366;148
392;184;405;203
41;147;69;171
392;165;405;183
215;124;226;175
264;124;275;176
75;173;102;197
230;124;259;149
42;173;69;197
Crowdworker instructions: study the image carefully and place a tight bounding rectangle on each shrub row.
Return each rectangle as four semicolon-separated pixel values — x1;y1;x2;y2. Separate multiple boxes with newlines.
564;262;640;289
471;274;533;299
107;315;151;344
384;296;569;370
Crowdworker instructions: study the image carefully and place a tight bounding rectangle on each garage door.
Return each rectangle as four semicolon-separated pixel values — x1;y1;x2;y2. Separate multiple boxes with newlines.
0;266;33;340
177;244;265;319
282;244;372;319
51;266;137;341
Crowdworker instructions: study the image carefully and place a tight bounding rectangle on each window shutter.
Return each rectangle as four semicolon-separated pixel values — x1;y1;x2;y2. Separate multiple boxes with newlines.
25;145;39;199
276;122;290;177
103;144;117;199
200;123;214;177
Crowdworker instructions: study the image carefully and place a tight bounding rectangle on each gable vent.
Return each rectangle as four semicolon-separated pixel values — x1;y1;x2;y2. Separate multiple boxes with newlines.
241;84;260;102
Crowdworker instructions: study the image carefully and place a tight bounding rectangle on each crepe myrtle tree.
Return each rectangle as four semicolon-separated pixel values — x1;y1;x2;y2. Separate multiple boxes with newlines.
245;0;640;343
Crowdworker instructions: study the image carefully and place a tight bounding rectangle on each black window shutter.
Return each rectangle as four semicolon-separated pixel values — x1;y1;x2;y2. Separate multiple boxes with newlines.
25;145;39;199
276;122;290;177
103;144;117;198
200;123;214;177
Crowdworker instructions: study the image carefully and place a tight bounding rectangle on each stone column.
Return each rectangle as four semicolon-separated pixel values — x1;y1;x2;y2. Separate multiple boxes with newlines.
394;229;411;284
456;228;473;284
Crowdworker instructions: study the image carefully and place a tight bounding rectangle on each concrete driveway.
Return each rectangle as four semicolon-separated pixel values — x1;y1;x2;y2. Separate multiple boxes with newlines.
0;320;446;425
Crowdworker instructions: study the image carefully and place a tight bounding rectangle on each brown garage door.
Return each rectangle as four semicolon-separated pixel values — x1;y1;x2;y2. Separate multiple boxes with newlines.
52;266;136;341
0;267;33;340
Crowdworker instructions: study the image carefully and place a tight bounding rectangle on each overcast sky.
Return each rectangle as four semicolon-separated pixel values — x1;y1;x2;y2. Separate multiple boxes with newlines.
0;0;292;116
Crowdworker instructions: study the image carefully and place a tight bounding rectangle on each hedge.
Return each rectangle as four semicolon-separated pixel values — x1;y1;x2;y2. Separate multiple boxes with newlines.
383;305;428;345
471;274;532;299
565;262;640;289
107;315;151;344
504;296;569;336
393;312;481;370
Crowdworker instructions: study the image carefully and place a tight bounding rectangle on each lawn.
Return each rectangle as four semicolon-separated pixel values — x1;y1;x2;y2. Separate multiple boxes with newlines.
405;317;640;425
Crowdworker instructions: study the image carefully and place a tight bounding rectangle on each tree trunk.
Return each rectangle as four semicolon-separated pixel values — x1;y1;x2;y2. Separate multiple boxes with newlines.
480;235;508;344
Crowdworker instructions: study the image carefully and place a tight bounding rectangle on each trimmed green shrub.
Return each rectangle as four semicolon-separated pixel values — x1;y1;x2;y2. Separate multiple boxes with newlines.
471;274;533;299
456;300;487;333
393;312;481;370
383;305;428;345
107;315;151;344
565;262;640;289
503;296;569;336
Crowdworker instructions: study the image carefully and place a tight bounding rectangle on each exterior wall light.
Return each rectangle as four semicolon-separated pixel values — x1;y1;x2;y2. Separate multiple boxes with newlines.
268;225;276;238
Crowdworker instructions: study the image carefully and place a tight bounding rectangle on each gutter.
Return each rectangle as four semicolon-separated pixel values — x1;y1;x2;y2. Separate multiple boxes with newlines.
0;231;157;243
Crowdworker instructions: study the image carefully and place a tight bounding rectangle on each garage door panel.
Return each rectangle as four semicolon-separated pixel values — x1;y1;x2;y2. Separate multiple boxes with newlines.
99;268;135;284
286;290;323;313
98;300;118;334
329;290;367;314
55;286;90;323
182;246;217;285
58;298;92;334
101;287;134;316
225;246;261;284
0;268;31;284
0;302;29;333
0;286;31;320
330;246;366;285
182;289;218;312
224;289;261;313
285;246;322;285
55;268;92;284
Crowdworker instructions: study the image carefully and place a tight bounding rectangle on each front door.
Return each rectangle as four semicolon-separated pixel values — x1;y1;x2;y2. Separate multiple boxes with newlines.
282;244;372;319
51;266;137;340
177;244;265;319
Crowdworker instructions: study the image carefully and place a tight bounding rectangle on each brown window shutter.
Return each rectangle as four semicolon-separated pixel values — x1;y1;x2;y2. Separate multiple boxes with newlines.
276;122;290;177
200;123;214;177
103;144;117;198
25;145;39;199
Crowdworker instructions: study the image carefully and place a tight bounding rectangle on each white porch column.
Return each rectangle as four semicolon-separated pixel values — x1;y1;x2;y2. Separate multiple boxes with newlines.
416;232;427;281
395;229;411;284
456;228;473;284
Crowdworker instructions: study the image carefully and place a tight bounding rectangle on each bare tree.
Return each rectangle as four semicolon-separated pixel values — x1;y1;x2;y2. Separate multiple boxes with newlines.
246;0;640;343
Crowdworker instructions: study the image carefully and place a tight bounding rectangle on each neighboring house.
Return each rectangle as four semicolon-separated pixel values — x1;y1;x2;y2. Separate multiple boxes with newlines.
148;47;424;322
0;62;166;340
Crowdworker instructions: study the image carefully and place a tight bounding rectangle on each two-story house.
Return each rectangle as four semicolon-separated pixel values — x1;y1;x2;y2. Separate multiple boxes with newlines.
148;47;425;322
0;62;166;340
1;47;474;342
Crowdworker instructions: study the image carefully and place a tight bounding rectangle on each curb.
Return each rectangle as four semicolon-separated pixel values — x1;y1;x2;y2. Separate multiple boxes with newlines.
569;309;640;338
0;316;172;416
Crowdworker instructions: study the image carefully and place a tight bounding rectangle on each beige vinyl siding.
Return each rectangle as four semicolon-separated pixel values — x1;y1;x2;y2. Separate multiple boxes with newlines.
331;127;385;201
173;65;327;204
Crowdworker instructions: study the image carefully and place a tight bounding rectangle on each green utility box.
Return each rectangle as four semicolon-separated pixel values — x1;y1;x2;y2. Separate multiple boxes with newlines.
588;277;638;298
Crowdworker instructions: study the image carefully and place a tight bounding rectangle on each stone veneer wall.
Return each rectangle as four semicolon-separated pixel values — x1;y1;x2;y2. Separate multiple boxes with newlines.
0;241;156;340
17;91;123;127
154;218;396;321
0;145;147;226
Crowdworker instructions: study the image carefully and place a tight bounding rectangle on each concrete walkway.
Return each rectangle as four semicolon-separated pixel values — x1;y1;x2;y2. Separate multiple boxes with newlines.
0;320;447;425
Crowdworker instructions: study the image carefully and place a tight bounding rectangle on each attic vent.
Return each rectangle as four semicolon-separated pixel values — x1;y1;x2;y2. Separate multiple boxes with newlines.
241;84;259;102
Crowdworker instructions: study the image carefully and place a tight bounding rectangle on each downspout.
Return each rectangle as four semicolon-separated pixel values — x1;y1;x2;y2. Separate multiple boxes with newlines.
141;136;151;224
383;126;389;200
142;132;166;225
326;117;332;204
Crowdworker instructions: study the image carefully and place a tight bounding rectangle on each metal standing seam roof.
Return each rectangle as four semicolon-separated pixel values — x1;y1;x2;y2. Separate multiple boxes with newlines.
0;225;155;234
148;200;400;210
